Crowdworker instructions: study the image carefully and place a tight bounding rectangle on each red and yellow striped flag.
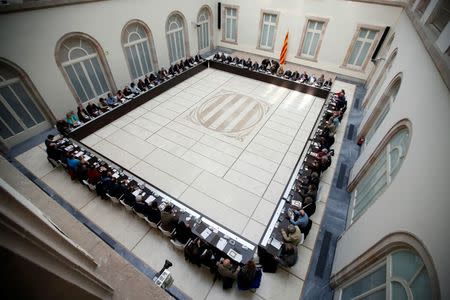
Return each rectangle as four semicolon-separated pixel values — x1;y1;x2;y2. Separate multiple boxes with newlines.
279;31;289;65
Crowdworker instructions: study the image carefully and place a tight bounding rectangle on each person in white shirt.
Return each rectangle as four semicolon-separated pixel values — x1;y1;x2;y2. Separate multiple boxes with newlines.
129;82;141;95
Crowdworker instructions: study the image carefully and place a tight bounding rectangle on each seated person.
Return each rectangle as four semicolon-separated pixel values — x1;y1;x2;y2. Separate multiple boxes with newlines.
98;98;111;111
129;82;141;95
148;72;159;85
46;143;63;164
194;54;203;63
299;184;317;202
87;165;101;185
168;64;177;76
146;200;161;224
133;197;149;215
173;220;193;244
96;171;113;200
185;56;194;67
137;79;147;91
184;237;207;267
66;154;81;172
116;90;125;103
302;196;316;217
220;52;227;62
178;60;186;70
86;102;101;117
277;243;298;267
224;55;232;64
106;93;118;107
276;66;284;77
316;74;325;86
281;224;301;245
243;58;252;68
123;86;133;97
299;71;309;82
237;260;262;291
77;105;91;123
291;70;300;81
230;56;239;65
260;58;271;70
56;119;71;135
65;111;81;127
283;69;292;79
308;74;317;84
269;60;280;74
122;184;136;206
323;78;333;88
213;52;221;60
216;258;240;289
290;209;309;231
109;177;126;199
76;161;89;183
160;205;178;232
251;61;259;71
45;134;56;148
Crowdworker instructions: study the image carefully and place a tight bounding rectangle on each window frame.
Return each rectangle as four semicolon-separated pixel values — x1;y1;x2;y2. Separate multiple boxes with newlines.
221;4;239;44
121;19;159;81
197;5;214;53
55;32;116;105
256;9;280;52
359;73;402;145
342;24;383;72
348;119;411;224
165;11;190;64
296;16;329;62
331;232;440;300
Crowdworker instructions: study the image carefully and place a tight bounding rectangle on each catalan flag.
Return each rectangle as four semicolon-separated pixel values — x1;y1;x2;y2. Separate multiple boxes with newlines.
279;31;289;65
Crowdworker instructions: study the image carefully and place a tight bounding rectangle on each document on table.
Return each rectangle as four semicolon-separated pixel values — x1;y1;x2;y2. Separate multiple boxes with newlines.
216;238;227;251
145;195;156;204
201;228;212;239
112;172;119;179
132;189;142;196
227;249;243;263
270;238;282;250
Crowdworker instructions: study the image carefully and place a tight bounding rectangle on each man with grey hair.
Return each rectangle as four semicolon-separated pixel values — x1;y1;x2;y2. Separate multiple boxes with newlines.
281;224;301;246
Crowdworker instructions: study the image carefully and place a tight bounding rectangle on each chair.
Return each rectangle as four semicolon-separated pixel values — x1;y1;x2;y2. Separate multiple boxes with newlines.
88;183;96;191
47;157;59;168
82;179;89;186
170;238;188;250
299;233;305;245
158;225;174;237
110;196;120;204
145;217;159;228
124;203;134;212
134;208;146;219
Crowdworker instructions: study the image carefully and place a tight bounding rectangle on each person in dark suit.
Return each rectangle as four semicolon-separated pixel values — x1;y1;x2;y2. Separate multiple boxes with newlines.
160;205;178;232
243;58;252;68
122;184;136;206
277;243;298;267
77;105;91;123
86;103;101;117
251;62;259;71
302;196;316;217
173;220;193;244
237;260;262;291
147;200;161;223
291;70;300;81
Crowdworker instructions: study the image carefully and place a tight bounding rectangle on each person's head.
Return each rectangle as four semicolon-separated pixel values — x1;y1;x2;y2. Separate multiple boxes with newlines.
130;82;135;87
300;210;305;216
163;205;172;212
117;90;122;95
304;196;313;205
283;243;295;255
246;260;256;271
47;134;54;140
287;224;296;234
151;201;158;209
222;258;231;266
107;93;112;98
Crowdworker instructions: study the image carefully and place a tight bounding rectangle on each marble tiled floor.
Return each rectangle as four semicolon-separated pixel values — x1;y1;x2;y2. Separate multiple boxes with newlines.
14;77;356;300
81;69;325;243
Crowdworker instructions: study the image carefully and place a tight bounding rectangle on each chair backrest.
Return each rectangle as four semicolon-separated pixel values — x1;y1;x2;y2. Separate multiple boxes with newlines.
170;239;186;250
158;225;173;237
145;217;158;228
110;197;120;204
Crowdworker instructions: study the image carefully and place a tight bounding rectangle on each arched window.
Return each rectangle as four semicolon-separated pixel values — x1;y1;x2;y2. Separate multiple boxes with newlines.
166;12;189;63
363;48;398;110
351;122;410;222
365;74;402;143
56;33;114;103
122;20;158;80
197;6;212;52
339;248;432;300
0;59;51;147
